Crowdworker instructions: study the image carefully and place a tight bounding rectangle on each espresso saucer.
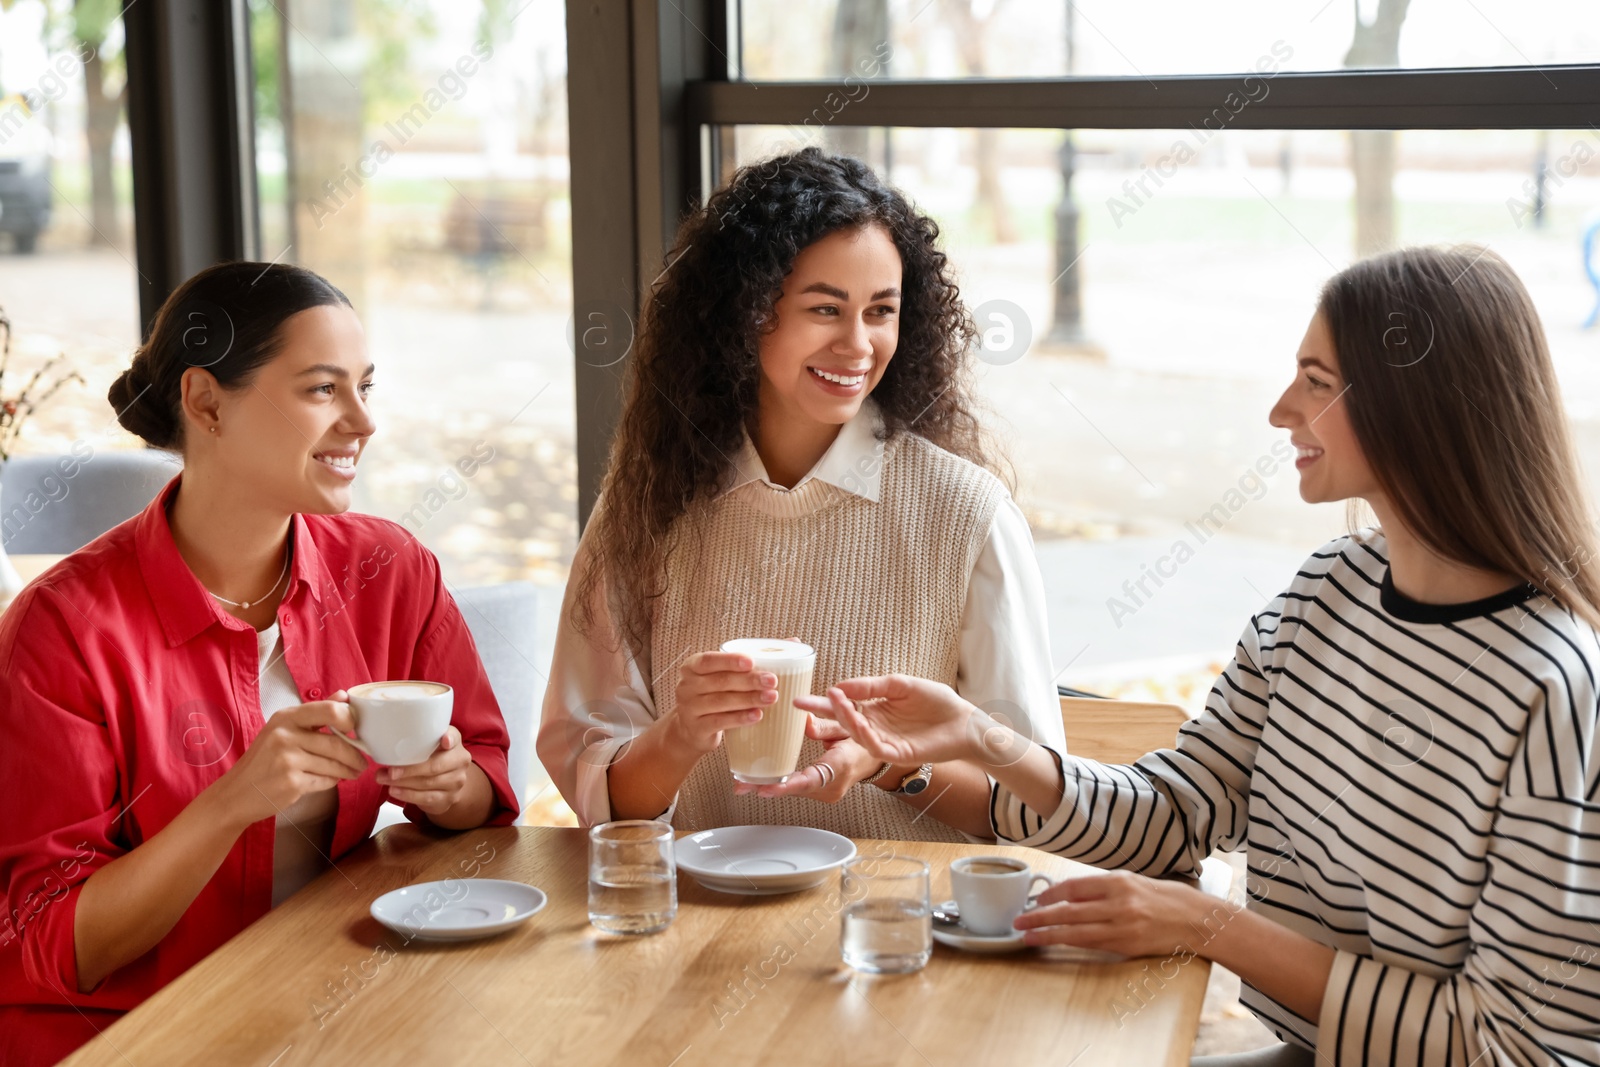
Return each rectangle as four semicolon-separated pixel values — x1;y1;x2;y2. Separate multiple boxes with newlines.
371;879;547;942
931;900;1029;954
930;901;1123;960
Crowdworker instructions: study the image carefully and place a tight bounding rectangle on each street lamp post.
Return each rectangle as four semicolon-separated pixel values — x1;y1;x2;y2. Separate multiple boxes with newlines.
1048;0;1094;351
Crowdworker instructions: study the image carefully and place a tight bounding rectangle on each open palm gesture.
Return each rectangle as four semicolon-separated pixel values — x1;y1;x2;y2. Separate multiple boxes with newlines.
794;675;991;766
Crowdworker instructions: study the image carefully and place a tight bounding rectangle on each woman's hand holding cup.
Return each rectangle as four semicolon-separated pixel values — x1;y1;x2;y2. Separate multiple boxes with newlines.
210;691;367;828
663;651;779;757
1014;870;1218;958
733;715;880;802
375;726;475;814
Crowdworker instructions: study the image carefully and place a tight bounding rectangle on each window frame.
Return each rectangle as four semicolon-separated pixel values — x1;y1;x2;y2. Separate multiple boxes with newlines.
564;4;1600;527
124;0;258;335
121;2;1600;525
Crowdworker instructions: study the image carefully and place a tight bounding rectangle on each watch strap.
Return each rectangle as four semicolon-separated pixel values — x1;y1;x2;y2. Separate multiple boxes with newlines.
861;761;894;786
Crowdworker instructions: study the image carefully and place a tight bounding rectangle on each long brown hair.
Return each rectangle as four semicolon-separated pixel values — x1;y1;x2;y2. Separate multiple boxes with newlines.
1320;244;1600;627
574;148;1008;654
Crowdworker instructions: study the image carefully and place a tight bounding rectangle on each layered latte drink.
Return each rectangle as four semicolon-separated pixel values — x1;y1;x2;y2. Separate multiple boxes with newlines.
720;639;815;784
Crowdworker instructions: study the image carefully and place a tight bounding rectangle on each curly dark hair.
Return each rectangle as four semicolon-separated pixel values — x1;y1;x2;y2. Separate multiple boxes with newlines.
574;146;1009;655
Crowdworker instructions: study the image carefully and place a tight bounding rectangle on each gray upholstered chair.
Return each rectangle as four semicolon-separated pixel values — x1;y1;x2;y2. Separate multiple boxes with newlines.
0;448;180;553
0;453;540;830
372;580;540;833
453;580;540;815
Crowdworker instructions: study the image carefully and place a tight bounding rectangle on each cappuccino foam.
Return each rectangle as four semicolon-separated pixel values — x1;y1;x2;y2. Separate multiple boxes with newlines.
356;681;450;701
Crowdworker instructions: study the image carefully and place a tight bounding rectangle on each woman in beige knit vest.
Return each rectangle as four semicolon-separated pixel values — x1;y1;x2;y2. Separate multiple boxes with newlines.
537;147;1066;843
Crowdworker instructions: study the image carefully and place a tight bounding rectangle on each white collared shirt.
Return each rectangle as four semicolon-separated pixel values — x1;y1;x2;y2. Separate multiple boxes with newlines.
719;396;889;502
540;400;1065;831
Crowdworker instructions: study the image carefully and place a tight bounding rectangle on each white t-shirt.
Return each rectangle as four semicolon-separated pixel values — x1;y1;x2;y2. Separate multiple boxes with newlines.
258;622;339;907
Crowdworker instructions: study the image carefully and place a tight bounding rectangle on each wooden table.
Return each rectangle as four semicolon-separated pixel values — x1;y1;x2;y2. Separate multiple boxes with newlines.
61;826;1211;1066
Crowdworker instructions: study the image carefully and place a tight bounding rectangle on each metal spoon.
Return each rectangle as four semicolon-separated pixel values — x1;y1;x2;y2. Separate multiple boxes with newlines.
932;893;1044;930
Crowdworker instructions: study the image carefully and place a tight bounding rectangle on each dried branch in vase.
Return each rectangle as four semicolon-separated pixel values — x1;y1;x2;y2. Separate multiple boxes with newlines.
0;306;86;463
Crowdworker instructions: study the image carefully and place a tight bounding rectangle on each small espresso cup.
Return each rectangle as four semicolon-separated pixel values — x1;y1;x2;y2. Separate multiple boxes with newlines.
338;681;454;766
949;855;1054;937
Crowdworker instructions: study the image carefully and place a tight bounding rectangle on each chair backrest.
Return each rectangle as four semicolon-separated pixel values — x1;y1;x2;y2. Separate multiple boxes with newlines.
452;581;539;818
1;448;180;554
1058;694;1235;902
1060;695;1189;764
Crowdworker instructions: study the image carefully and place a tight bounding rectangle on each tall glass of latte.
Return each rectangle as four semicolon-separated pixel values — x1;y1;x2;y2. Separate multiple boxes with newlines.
720;639;815;784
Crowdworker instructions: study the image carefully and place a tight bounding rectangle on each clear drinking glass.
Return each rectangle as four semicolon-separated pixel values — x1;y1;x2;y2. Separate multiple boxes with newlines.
588;820;677;935
840;854;932;974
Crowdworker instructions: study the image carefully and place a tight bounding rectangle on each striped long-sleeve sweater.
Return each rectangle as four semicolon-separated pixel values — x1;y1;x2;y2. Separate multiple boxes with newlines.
994;532;1599;1066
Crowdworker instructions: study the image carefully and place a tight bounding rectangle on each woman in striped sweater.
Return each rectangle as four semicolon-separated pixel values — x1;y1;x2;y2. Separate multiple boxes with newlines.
801;246;1600;1066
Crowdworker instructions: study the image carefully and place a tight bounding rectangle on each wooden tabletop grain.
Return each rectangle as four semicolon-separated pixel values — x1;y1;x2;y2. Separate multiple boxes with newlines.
59;825;1211;1067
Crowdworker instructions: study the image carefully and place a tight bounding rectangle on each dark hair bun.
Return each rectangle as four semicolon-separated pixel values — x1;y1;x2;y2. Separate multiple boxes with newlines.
105;261;351;452
108;354;178;449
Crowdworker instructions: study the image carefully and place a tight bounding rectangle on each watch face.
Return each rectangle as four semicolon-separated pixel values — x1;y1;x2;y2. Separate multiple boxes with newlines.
901;776;929;795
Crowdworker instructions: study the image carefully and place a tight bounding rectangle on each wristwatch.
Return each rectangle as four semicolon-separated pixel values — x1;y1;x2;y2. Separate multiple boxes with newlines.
894;763;934;796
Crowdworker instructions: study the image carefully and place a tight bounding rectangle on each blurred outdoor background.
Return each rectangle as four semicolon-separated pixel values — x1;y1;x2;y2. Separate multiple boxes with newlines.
3;0;1599;823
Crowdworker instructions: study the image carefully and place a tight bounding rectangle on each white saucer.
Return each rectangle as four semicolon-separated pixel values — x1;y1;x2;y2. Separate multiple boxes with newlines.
930;902;1123;960
676;825;857;895
371;879;547;942
933;926;1029;953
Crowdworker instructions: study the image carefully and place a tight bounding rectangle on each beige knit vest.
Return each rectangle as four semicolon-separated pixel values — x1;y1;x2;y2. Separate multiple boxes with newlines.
650;432;1006;842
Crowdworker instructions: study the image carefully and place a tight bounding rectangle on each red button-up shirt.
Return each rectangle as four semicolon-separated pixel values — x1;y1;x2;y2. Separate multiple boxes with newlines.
0;477;518;1065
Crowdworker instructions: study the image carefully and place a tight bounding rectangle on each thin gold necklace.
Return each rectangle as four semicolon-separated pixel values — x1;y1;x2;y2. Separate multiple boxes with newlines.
207;549;291;611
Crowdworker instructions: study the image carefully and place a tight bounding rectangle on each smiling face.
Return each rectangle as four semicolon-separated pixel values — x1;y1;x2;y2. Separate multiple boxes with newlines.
186;303;376;515
755;223;903;431
1269;312;1382;506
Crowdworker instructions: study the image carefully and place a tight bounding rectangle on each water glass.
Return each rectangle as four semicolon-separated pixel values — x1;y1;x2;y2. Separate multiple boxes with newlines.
588;820;677;935
840;854;931;974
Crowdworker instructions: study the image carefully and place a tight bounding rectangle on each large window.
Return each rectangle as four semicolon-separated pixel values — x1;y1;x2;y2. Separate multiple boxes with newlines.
659;1;1600;712
728;122;1600;701
735;0;1600;79
251;0;576;822
0;3;142;457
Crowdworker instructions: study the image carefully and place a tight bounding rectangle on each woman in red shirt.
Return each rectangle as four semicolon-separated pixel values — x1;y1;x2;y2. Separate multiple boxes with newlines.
0;261;518;1065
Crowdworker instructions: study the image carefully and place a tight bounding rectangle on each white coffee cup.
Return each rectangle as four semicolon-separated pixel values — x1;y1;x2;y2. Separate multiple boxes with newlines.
339;681;454;766
949;856;1054;937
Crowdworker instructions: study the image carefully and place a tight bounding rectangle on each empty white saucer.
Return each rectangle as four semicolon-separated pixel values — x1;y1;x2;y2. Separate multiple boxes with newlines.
371;879;547;942
676;825;857;895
